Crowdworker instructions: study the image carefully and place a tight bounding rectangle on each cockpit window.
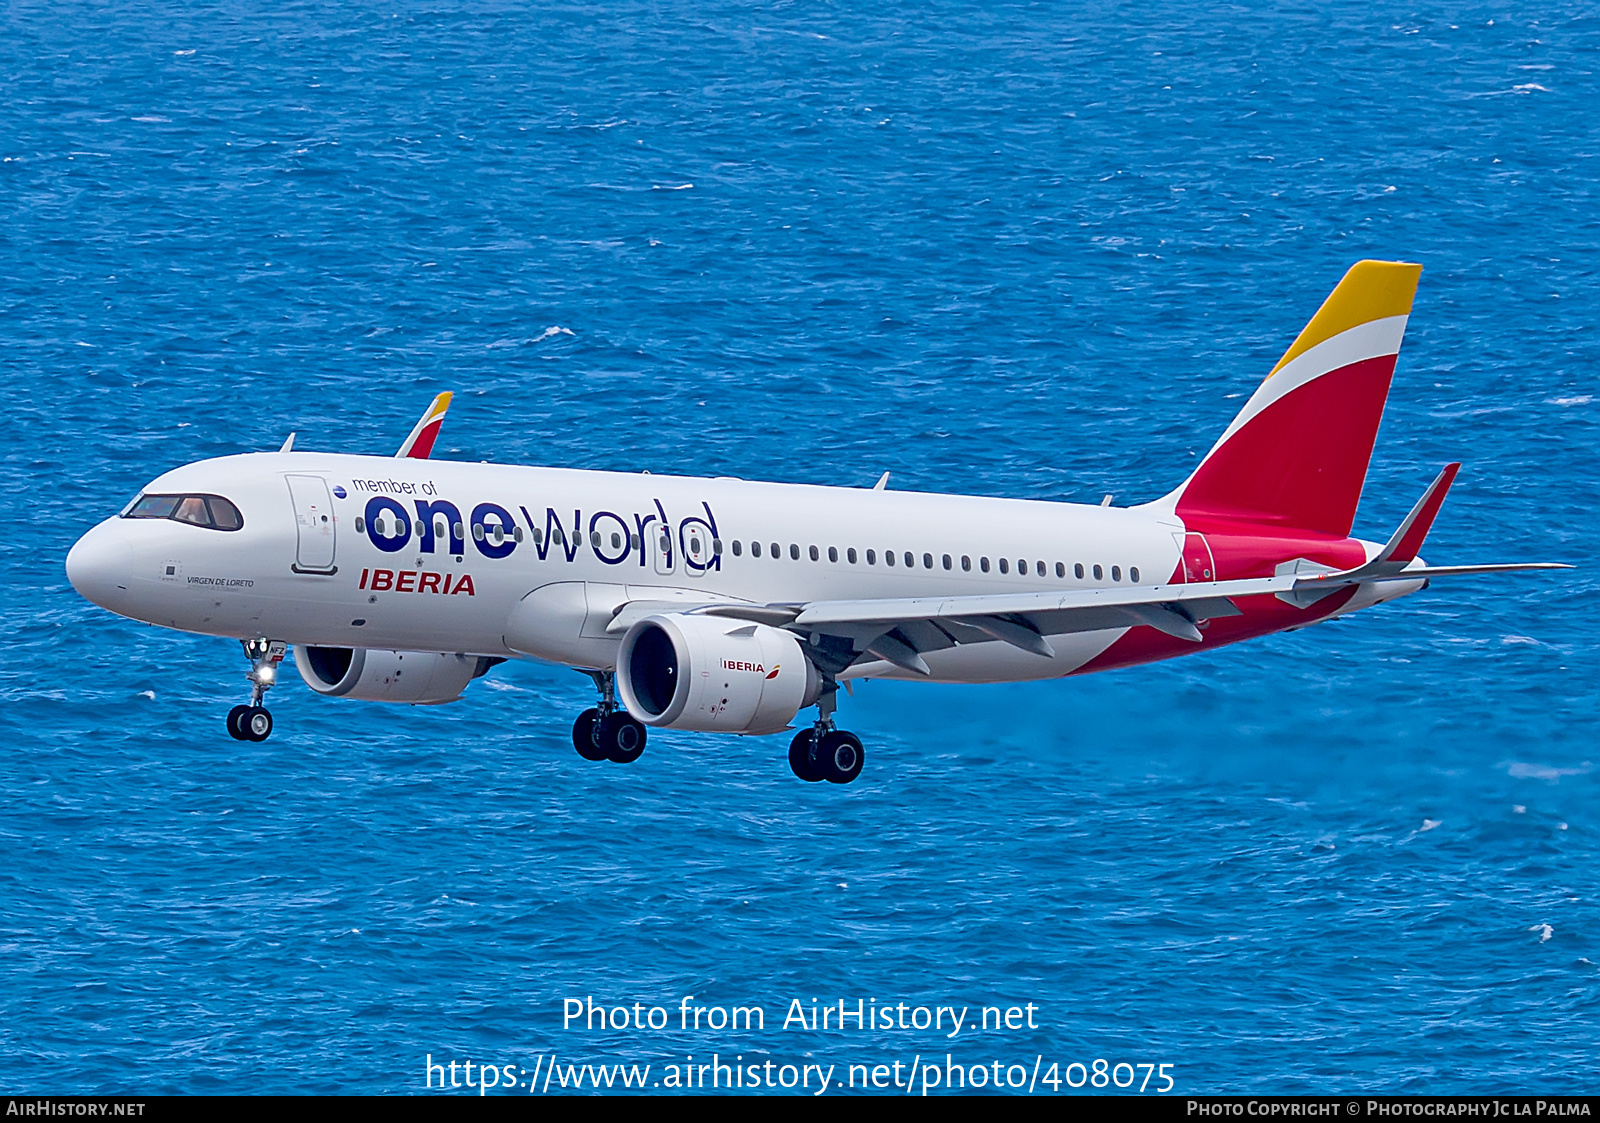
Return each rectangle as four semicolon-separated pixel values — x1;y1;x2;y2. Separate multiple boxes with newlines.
173;497;210;526
122;493;244;532
126;494;180;520
207;497;242;530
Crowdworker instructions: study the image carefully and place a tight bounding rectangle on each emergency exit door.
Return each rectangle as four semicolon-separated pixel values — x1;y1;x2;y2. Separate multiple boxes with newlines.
287;475;338;575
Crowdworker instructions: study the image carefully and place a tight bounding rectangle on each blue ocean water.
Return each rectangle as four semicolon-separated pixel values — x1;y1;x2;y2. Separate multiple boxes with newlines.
3;0;1598;1095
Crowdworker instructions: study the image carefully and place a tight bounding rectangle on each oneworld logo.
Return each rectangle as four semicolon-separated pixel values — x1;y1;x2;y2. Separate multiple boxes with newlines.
351;490;721;573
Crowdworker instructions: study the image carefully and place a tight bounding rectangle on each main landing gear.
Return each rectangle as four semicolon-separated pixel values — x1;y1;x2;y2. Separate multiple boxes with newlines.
572;670;647;765
788;687;864;784
227;638;284;742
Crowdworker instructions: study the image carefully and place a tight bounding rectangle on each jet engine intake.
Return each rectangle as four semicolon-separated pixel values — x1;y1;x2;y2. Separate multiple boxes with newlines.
616;613;820;734
293;645;491;705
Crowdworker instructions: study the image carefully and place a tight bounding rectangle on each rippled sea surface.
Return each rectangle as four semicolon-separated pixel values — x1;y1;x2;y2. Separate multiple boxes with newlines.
4;0;1598;1095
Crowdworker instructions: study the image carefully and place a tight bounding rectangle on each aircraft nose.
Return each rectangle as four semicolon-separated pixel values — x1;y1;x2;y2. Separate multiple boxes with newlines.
66;521;136;611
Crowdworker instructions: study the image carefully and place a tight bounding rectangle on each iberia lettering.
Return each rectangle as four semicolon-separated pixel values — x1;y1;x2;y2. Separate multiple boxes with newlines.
358;568;475;596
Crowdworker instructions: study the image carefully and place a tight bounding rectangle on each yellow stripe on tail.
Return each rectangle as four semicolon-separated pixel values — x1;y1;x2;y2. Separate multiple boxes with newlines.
1268;260;1422;376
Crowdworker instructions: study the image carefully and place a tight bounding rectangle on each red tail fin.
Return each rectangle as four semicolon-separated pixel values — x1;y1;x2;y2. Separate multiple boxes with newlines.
397;392;453;459
1161;261;1423;537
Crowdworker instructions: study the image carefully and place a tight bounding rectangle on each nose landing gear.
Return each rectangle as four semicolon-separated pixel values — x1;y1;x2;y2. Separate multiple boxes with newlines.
787;686;864;784
572;670;647;764
227;638;284;742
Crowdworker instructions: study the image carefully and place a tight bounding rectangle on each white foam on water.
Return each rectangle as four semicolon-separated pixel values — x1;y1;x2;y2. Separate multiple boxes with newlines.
1507;762;1591;780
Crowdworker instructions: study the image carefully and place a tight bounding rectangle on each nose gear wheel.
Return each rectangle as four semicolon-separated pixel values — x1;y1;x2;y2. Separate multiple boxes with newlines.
227;639;283;741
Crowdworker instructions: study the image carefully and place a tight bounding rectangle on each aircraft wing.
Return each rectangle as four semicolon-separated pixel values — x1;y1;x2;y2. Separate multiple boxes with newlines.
598;466;1568;676
598;562;1566;677
751;558;1567;675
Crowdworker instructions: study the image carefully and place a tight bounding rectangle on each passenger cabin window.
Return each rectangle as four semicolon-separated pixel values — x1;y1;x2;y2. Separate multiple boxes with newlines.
1075;563;1084;579
999;558;1009;574
1093;564;1103;580
732;540;743;556
1112;565;1121;581
847;548;857;564
866;549;876;565
751;541;762;557
123;493;244;532
1131;566;1141;583
980;557;990;573
828;546;838;563
961;555;971;571
1056;561;1066;578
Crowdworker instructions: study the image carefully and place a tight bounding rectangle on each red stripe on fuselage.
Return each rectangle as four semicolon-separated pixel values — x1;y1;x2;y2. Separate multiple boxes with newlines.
1072;584;1361;675
1081;529;1367;675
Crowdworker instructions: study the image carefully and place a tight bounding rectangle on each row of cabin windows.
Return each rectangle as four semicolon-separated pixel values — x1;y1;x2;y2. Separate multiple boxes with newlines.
352;518;1142;583
358;516;528;547
726;539;1139;583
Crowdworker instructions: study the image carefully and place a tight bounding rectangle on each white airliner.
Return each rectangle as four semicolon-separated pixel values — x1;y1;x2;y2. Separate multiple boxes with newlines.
66;261;1566;784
